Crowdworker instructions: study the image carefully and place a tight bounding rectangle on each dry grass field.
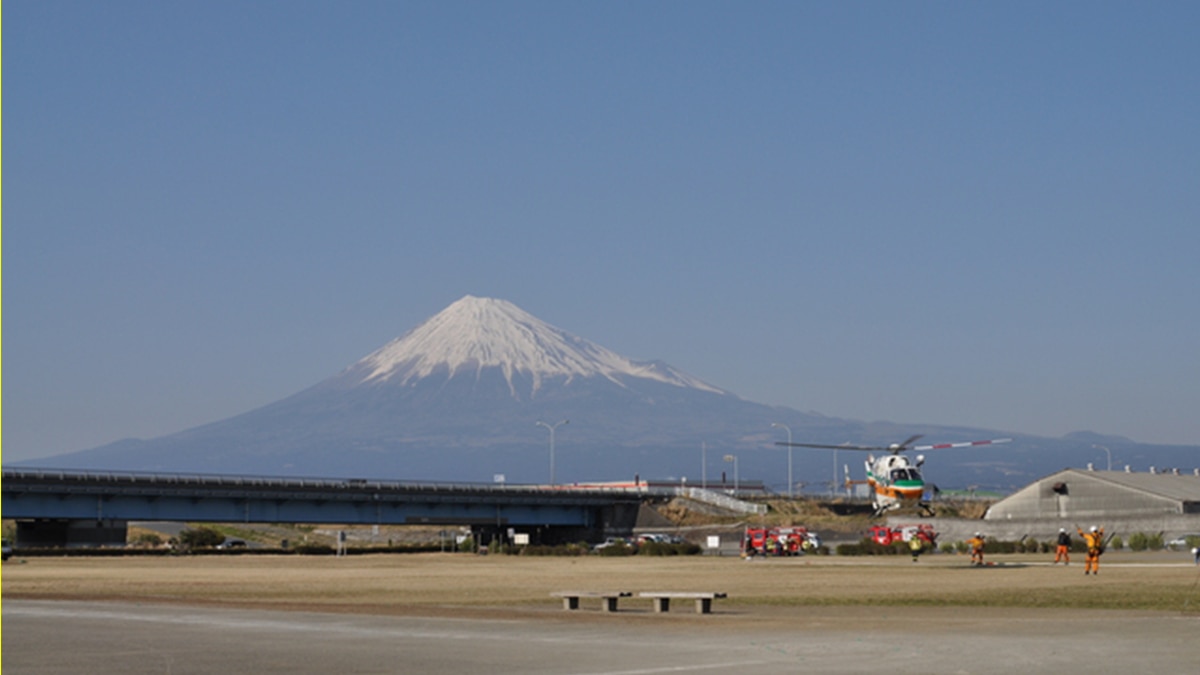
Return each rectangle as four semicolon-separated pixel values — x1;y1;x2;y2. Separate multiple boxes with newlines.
7;551;1200;674
5;550;1199;617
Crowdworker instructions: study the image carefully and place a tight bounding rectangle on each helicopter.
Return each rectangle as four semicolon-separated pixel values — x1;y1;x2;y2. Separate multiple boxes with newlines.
775;434;1011;516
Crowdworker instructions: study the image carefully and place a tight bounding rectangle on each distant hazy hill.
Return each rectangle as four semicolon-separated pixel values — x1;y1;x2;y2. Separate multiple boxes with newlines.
22;296;1200;492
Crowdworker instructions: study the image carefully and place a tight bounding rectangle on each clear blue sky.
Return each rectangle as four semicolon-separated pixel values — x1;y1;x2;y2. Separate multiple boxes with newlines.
5;1;1199;462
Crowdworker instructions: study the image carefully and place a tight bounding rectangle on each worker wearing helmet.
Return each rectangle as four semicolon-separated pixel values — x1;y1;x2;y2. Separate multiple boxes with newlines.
967;532;986;566
1054;528;1071;565
1077;525;1105;575
909;535;924;563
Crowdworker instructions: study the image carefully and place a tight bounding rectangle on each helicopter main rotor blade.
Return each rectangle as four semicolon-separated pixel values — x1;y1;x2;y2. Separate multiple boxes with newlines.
775;441;884;451
777;436;1013;452
912;438;1012;450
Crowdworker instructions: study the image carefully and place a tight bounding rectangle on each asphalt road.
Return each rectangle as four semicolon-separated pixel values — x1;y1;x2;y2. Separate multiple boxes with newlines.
4;599;1198;674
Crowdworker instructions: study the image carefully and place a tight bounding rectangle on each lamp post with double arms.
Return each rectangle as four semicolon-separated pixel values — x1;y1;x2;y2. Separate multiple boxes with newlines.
536;419;569;485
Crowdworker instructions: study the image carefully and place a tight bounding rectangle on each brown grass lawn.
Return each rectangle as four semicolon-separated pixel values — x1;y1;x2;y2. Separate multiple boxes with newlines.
4;550;1199;616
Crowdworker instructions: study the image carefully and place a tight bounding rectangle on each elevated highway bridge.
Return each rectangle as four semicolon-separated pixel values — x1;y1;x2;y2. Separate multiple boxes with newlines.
2;468;661;548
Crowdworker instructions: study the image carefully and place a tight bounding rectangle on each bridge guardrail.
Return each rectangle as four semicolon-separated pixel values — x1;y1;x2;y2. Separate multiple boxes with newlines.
675;487;768;515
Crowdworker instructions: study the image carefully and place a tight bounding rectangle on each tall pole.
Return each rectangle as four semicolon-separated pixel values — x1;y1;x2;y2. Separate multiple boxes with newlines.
833;450;839;496
702;441;707;490
1093;444;1112;471
724;454;739;494
772;422;793;497
536;419;568;485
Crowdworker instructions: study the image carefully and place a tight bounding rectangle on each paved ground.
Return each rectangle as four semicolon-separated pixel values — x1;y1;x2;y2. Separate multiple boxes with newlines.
5;598;1198;674
5;552;1199;672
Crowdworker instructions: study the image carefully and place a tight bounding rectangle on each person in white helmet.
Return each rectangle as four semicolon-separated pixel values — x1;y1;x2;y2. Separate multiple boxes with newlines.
967;532;986;566
1076;525;1105;575
1054;527;1071;565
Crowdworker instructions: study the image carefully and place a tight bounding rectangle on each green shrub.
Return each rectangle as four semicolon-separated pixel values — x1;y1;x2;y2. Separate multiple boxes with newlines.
637;541;676;556
515;543;591;556
1128;532;1149;551
980;540;1014;554
178;526;224;549
638;541;702;556
130;532;164;548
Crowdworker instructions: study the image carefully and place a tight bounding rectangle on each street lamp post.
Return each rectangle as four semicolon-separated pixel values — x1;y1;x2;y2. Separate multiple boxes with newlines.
771;422;793;498
724;454;739;494
833;450;839;496
1093;444;1112;471
536;419;568;485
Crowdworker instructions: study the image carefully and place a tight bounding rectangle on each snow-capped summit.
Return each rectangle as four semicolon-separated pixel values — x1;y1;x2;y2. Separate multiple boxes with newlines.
353;295;725;397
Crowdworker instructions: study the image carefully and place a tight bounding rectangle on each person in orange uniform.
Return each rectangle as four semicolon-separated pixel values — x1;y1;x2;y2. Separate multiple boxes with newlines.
1054;528;1071;565
967;532;986;566
1077;525;1105;575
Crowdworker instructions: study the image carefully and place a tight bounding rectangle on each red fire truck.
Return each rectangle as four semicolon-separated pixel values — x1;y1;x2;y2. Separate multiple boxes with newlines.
742;526;822;556
869;523;937;546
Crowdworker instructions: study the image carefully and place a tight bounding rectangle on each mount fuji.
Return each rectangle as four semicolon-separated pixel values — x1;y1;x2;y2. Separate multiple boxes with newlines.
21;296;1200;492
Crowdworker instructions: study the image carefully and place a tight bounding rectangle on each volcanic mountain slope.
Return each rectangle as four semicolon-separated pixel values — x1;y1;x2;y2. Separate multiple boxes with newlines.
35;296;818;481
23;296;1200;490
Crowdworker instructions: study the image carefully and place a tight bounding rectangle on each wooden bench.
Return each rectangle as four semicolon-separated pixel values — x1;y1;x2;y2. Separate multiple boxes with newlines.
551;591;632;612
638;592;727;614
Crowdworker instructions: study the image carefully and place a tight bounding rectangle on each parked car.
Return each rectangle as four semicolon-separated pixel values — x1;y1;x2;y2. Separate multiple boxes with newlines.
2;538;13;561
1166;534;1200;549
592;537;630;551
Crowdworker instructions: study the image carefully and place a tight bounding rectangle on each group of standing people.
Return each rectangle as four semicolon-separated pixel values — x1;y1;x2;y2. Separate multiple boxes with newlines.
967;525;1105;574
1052;525;1106;574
